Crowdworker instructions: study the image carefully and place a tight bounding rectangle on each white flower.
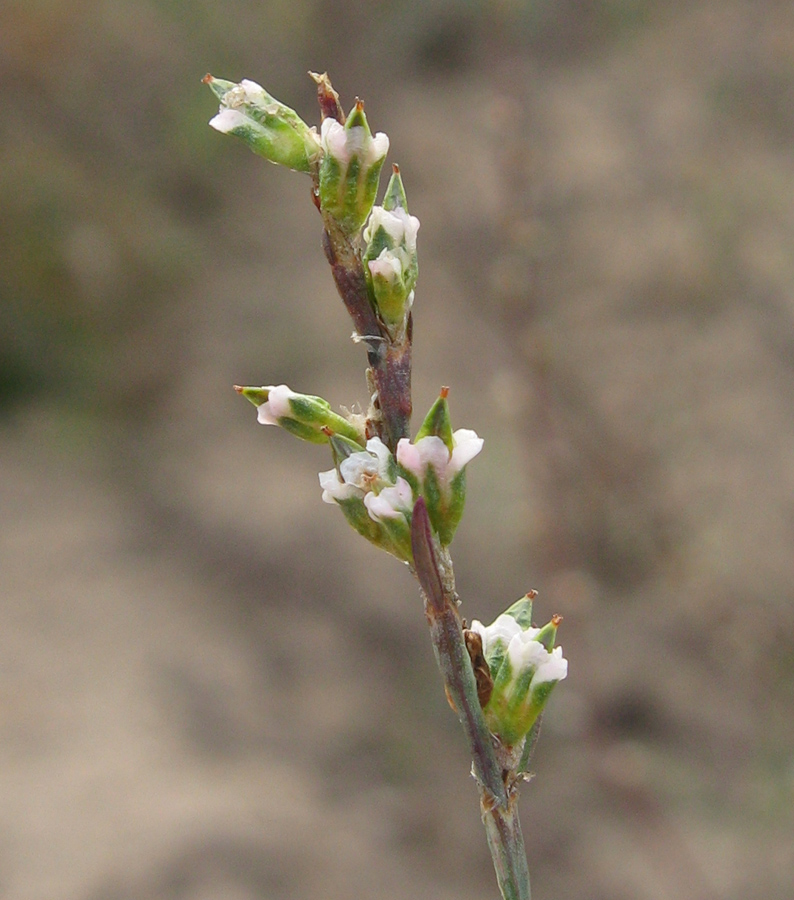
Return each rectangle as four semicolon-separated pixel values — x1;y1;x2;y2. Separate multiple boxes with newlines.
238;79;275;106
471;615;567;688
318;437;394;504
449;429;484;471
320;118;389;167
528;645;568;685
364;207;420;253
396;429;483;484
209;80;269;133
507;635;548;672
470;615;538;655
319;467;362;503
507;631;566;682
364;477;414;522
256;384;298;425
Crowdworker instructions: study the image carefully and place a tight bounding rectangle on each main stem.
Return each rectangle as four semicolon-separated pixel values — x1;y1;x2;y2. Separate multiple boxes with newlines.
323;206;530;897
317;187;412;452
482;797;531;900
312;73;528;889
412;499;531;900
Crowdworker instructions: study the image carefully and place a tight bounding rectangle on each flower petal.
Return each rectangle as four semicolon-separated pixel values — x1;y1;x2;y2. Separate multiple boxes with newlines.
531;645;568;685
256;384;297;425
450;429;484;473
319;468;362;503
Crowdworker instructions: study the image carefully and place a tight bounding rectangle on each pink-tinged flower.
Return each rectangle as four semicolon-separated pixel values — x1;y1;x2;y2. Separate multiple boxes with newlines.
396;429;483;484
318;438;415;563
317;101;389;234
363;477;414;522
256;384;298;425
367;248;403;283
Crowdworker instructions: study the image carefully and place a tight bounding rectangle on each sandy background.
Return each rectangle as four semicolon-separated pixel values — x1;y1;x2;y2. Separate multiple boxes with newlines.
2;1;794;898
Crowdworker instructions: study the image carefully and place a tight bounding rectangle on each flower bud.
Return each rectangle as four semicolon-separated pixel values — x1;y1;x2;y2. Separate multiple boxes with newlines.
318;100;389;234
469;603;568;747
362;167;419;333
205;75;321;173
235;384;365;445
319;437;414;561
396;389;482;545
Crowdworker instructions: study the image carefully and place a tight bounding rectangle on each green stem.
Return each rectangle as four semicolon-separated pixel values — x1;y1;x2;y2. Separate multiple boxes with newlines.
411;498;531;899
481;793;531;900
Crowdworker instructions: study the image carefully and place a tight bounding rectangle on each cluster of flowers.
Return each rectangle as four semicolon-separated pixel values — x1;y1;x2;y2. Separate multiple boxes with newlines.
206;74;417;340
469;594;568;747
237;384;481;563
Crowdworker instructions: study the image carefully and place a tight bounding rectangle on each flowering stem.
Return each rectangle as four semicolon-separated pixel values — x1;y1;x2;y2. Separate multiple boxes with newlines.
319;213;413;450
411;498;531;900
208;70;565;900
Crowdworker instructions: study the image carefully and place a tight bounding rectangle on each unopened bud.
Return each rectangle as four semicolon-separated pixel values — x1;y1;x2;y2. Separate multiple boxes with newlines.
205;75;321;173
318;100;389;234
362;167;419;333
236;384;364;445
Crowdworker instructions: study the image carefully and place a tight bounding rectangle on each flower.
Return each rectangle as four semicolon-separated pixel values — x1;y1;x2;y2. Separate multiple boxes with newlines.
320;117;389;168
319;438;415;562
363;477;414;522
469;608;567;746
205;76;321;173
363;206;420;254
367;248;403;282
363;203;420;332
318;101;389;234
397;429;483;485
255;384;297;425
235;383;365;446
470;614;537;653
394;390;484;546
319;437;394;504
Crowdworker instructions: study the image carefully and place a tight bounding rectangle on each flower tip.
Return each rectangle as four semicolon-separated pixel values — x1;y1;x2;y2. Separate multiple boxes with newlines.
233;384;244;394
344;98;369;131
551;613;563;626
439;385;450;399
392;163;400;175
202;72;214;85
209;108;246;133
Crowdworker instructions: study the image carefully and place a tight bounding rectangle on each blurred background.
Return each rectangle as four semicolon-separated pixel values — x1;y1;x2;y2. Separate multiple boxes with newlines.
2;1;794;898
